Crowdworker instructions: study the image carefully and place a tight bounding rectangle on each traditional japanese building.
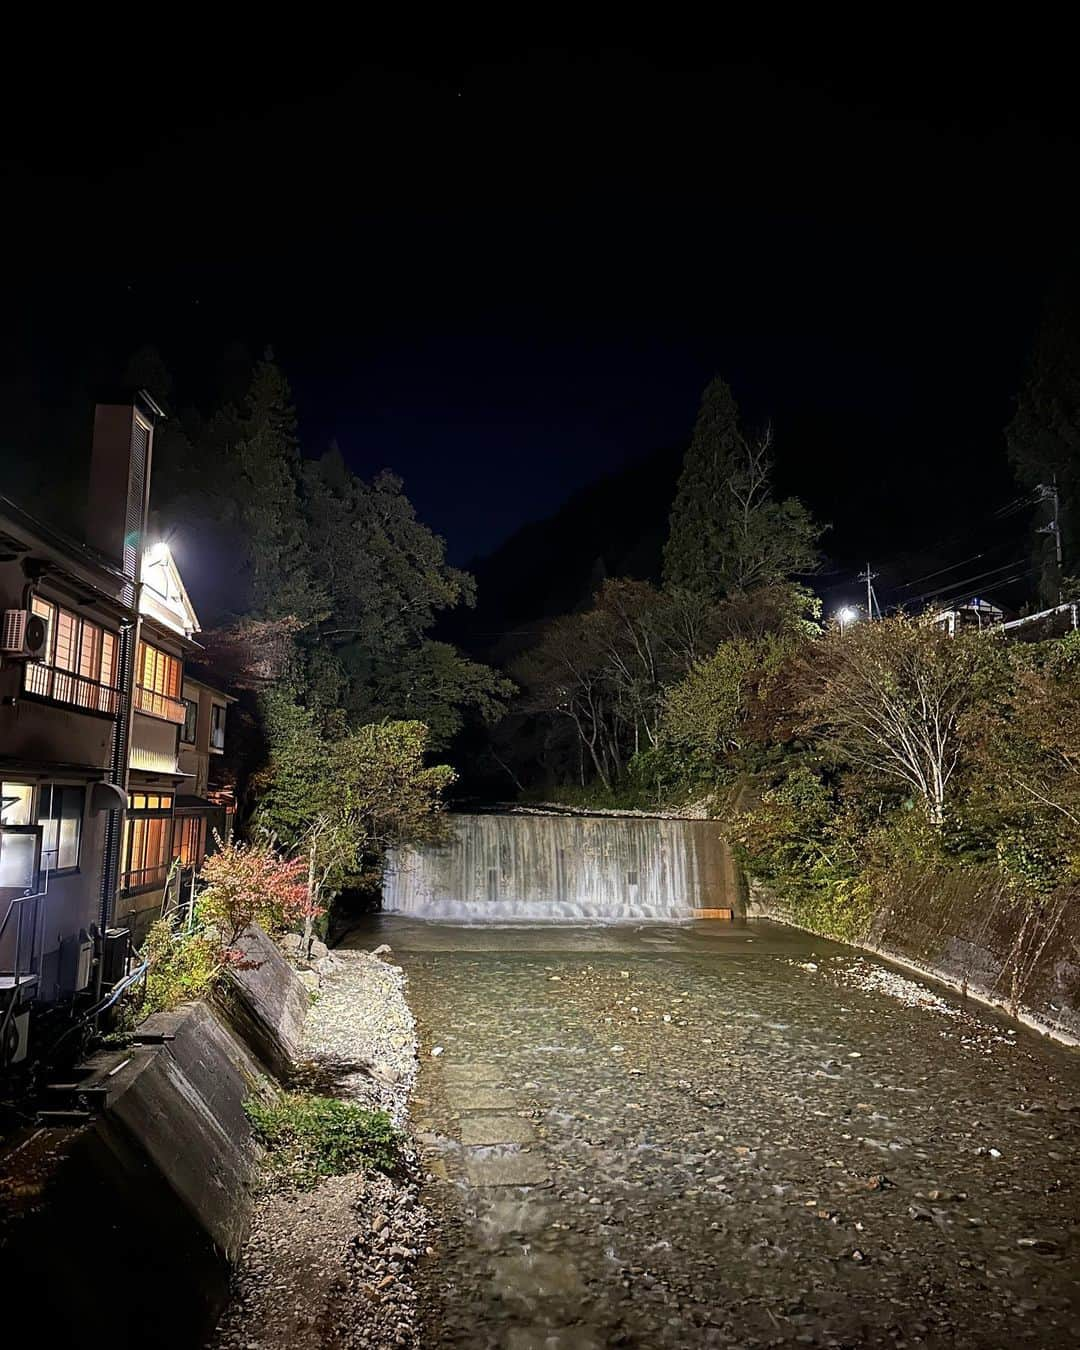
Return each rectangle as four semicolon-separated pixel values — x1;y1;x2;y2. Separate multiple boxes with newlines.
0;396;232;1068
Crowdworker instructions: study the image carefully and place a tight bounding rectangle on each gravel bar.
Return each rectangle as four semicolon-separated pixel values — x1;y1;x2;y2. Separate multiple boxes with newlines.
212;945;431;1350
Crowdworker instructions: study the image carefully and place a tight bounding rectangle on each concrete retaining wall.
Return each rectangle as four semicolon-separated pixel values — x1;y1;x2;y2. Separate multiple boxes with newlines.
749;866;1080;1044
0;923;308;1347
216;924;310;1075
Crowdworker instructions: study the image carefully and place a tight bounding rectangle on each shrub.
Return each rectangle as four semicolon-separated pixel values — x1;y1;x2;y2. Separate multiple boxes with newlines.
198;836;309;945
140;918;223;1016
244;1092;401;1187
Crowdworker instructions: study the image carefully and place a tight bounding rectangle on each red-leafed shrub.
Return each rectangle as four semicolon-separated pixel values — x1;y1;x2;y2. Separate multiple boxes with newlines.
198;835;312;947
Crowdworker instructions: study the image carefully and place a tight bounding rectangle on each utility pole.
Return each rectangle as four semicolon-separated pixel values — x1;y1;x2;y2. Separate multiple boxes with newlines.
857;563;879;620
1037;478;1064;604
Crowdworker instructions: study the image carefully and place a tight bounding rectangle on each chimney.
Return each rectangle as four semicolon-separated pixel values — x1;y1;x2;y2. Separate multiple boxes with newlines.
85;391;164;591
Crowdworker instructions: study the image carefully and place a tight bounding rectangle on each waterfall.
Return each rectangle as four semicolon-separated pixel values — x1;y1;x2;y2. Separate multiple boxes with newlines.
382;812;735;923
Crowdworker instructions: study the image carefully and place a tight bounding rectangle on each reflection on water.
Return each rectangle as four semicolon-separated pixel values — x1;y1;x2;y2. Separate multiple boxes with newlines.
345;918;1080;1349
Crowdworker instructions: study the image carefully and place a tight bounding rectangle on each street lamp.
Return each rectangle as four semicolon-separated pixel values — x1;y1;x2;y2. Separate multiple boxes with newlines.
837;606;857;633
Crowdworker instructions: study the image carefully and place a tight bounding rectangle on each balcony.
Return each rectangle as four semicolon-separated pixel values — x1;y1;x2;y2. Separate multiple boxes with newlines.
24;662;120;716
135;684;186;724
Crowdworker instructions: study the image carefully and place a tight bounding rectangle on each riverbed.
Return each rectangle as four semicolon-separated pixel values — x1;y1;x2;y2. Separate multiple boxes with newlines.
342;917;1080;1348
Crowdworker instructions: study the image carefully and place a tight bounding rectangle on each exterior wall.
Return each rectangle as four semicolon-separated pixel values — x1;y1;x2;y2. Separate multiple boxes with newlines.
0;694;113;775
130;708;181;776
34;810;108;1002
1;549;126;999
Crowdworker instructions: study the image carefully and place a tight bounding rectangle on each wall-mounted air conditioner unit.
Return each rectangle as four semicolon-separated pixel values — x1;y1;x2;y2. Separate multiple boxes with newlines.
1;608;48;660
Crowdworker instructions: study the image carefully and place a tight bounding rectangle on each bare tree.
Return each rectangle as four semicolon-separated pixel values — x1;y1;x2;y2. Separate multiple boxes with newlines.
802;618;989;827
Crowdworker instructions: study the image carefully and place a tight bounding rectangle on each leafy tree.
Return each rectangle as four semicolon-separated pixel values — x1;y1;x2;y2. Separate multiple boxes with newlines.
367;640;515;751
508;576;821;795
300;450;508;740
659;636;792;782
251;691;455;901
663;376;823;599
198;836;310;948
800;617;999;827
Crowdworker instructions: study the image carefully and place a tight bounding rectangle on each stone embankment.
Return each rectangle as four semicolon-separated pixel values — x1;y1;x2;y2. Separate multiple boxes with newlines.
211;943;431;1350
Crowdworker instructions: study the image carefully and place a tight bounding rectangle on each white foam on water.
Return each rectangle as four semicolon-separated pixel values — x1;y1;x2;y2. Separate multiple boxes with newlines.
383;812;720;924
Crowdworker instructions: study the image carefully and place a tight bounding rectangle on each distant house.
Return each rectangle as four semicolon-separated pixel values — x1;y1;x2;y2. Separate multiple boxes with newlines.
927;598;1006;637
1;396;234;1068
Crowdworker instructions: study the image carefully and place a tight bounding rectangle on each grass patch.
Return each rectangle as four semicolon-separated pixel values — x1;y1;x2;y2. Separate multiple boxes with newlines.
244;1091;401;1187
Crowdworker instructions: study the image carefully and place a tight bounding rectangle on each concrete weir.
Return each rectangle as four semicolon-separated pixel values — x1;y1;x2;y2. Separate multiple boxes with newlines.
383;810;740;922
0;925;306;1349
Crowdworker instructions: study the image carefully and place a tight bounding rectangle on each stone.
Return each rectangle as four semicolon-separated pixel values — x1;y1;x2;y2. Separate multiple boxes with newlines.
441;1063;503;1084
445;1086;518;1111
370;943;393;958
459;1116;536;1146
309;938;329;959
464;1152;552;1187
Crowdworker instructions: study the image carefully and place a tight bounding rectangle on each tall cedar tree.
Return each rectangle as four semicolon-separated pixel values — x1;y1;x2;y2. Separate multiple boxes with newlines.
235;356;325;625
1006;275;1080;604
663;376;822;600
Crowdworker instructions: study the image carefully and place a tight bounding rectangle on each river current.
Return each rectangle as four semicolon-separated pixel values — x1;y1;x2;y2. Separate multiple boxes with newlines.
344;917;1080;1348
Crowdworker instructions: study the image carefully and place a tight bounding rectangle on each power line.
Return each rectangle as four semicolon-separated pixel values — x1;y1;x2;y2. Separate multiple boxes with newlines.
902;557;1030;610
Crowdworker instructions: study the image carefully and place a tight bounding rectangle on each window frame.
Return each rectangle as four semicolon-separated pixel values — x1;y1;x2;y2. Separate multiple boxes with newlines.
134;640;185;724
23;596;121;717
180;697;199;745
121;791;176;893
209;701;227;751
37;783;86;875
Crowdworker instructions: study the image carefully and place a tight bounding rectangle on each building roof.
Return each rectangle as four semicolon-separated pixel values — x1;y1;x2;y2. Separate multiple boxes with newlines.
0;495;136;616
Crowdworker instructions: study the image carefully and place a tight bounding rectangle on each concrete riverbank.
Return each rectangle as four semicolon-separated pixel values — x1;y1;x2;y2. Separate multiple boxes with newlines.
748;866;1080;1046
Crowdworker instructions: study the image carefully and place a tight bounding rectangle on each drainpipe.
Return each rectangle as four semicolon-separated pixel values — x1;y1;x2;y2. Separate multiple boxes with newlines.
91;391;160;1005
93;593;141;1005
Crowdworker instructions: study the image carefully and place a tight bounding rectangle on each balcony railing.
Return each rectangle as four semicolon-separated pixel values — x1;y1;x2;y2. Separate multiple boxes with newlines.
24;662;121;716
121;862;171;893
135;684;186;724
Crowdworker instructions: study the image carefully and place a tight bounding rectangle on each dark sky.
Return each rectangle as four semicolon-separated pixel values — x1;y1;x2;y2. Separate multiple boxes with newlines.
4;42;1078;608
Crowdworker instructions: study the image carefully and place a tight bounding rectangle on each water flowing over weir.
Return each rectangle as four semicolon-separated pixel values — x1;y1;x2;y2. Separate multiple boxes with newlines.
382;811;737;922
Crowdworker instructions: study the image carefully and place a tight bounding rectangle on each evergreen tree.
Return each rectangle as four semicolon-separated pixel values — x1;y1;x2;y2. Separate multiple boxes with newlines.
234;354;325;625
1007;274;1080;604
663;376;822;599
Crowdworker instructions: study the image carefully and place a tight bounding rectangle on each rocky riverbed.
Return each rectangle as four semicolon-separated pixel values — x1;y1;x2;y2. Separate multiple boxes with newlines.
346;916;1080;1349
212;946;432;1350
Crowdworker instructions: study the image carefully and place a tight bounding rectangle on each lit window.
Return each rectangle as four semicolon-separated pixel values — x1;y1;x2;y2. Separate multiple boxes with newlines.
121;817;171;891
24;598;120;714
38;785;85;872
1;783;34;825
135;641;185;723
121;789;177;890
172;815;205;869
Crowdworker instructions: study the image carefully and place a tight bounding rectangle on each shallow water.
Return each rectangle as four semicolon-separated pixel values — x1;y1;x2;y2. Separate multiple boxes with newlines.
343;917;1080;1348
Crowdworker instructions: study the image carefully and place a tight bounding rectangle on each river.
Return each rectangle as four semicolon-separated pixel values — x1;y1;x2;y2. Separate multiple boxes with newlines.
343;916;1080;1348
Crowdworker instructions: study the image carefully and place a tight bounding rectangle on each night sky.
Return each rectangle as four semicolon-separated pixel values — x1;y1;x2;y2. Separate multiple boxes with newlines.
4;43;1078;617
